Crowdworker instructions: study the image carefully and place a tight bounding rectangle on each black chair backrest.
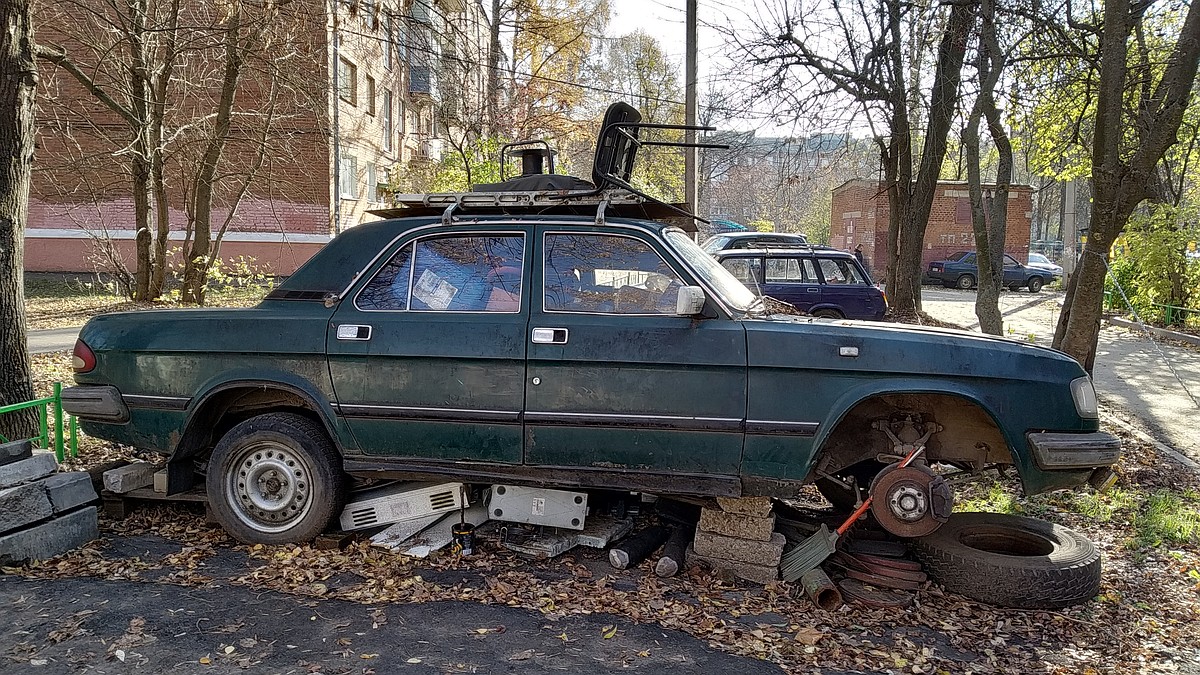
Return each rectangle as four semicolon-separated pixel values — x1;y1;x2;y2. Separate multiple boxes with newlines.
592;101;642;189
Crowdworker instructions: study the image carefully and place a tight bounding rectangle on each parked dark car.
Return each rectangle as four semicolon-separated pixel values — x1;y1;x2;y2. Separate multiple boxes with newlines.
61;102;1117;547
926;251;1058;292
714;247;887;321
701;231;809;254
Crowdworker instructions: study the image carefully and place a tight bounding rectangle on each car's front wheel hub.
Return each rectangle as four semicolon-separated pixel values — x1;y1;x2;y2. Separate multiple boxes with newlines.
228;441;312;533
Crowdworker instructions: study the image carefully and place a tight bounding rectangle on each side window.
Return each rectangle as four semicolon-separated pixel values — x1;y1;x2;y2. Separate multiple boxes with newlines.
357;234;524;312
819;258;867;285
1003;255;1019;267
962;253;977;265
765;258;815;282
720;258;762;286
544;233;684;314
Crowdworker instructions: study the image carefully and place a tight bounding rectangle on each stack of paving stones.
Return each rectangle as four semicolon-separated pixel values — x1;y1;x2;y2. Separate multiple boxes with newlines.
689;496;786;584
0;439;99;564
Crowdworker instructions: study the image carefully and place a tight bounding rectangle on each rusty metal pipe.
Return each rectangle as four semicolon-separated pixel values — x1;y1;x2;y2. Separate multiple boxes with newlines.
799;568;842;611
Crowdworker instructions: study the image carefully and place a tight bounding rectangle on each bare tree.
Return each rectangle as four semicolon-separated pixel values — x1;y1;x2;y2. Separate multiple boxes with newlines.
0;0;38;439
728;0;976;314
1052;0;1200;370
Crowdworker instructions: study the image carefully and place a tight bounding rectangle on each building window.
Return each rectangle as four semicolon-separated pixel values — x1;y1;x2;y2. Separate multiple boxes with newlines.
339;155;358;199
338;57;357;105
365;75;376;115
382;89;393;151
366;164;377;203
362;0;374;25
383;14;392;71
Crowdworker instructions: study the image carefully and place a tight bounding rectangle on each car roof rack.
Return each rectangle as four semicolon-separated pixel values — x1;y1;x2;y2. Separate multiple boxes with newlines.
366;188;699;230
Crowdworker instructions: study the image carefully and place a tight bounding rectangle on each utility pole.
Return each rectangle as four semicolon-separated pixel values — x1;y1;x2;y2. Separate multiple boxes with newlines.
684;0;698;215
1062;179;1077;281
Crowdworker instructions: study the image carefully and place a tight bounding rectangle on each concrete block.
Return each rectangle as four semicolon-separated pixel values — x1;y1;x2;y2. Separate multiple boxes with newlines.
0;452;58;489
0;440;32;467
42;472;99;514
698;508;775;542
689;545;779;585
0;506;99;565
716;496;774;517
153;470;168;493
694;531;787;567
103;462;157;493
0;483;53;535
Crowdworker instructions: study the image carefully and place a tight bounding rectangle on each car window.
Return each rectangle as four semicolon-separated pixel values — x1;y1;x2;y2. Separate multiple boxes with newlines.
1003;254;1020;267
765;257;817;283
1029;253;1050;265
700;235;728;254
961;253;976;265
817;258;867;285
544;233;684;314
356;234;524;312
720;257;762;286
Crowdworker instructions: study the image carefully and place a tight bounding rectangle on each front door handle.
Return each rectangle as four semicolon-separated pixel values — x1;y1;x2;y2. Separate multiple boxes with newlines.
532;327;569;344
806;288;820;293
336;324;372;341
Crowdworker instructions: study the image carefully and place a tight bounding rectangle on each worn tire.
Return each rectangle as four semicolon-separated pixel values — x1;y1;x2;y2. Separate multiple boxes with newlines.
913;512;1100;609
956;274;975;290
812;308;844;319
1027;277;1044;293
206;412;346;545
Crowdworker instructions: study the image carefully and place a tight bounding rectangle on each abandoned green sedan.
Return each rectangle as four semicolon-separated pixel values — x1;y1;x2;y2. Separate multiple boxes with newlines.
61;104;1119;545
61;206;1119;544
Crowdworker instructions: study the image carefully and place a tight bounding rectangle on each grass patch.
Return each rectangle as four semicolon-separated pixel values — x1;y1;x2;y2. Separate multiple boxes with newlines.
1131;490;1200;549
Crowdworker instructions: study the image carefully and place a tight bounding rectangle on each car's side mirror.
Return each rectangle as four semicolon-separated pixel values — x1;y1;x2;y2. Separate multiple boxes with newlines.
676;286;706;316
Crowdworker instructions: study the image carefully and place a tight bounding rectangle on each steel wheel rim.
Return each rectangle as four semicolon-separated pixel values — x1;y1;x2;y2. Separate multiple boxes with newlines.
226;439;314;533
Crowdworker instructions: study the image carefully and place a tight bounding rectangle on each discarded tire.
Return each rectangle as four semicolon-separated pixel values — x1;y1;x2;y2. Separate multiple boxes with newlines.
912;512;1101;609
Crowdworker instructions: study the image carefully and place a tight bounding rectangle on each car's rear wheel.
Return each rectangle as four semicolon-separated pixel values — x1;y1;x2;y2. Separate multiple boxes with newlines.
812;308;844;319
206;412;346;545
1027;277;1044;293
956;274;975;290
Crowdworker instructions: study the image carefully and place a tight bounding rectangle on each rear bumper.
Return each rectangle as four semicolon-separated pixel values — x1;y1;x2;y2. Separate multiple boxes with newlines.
1027;431;1121;469
61;385;129;423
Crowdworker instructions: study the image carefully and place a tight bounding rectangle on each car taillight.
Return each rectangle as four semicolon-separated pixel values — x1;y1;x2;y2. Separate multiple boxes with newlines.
72;339;96;373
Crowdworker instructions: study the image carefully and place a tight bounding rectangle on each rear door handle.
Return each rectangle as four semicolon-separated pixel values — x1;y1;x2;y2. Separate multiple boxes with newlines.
532;327;569;344
806;288;820;293
336;324;372;341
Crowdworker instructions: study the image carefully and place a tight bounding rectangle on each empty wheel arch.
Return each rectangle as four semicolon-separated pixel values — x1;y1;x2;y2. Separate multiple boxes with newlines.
810;393;1012;506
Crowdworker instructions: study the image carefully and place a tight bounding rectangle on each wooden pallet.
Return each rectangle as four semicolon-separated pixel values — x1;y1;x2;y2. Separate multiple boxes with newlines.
101;486;209;520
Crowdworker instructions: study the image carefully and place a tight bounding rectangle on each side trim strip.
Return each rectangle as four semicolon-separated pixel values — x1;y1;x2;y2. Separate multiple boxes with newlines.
744;420;820;436
342;457;743;497
524;411;743;432
122;394;190;411
335;403;520;424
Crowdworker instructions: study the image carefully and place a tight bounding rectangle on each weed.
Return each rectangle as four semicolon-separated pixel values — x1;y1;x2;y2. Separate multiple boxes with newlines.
1131;490;1200;549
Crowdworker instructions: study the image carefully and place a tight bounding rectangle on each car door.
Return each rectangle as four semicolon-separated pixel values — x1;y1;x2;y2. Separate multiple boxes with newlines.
815;256;873;319
326;226;530;464
1001;254;1023;286
761;256;821;313
524;226;747;479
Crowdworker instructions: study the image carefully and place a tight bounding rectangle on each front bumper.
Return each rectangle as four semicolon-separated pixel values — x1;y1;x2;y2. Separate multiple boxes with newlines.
61;385;129;423
1027;431;1121;470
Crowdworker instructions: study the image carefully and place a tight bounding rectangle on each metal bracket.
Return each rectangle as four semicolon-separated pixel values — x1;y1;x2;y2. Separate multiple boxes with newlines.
441;202;458;225
594;199;609;226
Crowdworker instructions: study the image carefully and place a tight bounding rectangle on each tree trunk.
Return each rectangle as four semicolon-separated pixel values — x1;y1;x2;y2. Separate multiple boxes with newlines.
1052;0;1200;369
889;0;975;314
184;2;245;305
487;0;502;134
0;0;39;440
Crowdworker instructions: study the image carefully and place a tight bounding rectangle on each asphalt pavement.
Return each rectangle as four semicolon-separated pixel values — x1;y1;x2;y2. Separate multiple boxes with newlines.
921;286;1200;465
26;326;81;354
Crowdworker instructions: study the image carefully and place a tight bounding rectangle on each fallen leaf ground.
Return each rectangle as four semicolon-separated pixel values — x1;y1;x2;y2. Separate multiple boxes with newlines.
15;352;1200;674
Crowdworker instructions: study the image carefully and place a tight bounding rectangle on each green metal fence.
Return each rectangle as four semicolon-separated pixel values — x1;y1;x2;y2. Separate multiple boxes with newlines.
1104;291;1200;327
0;382;78;461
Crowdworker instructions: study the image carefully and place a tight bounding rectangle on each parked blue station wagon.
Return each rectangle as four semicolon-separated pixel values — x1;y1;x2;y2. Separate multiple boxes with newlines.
715;247;888;320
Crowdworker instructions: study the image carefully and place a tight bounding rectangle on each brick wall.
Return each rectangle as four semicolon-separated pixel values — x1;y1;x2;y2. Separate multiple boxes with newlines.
831;179;1034;278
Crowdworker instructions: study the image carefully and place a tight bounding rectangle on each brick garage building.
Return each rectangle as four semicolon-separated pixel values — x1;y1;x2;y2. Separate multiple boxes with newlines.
829;179;1033;278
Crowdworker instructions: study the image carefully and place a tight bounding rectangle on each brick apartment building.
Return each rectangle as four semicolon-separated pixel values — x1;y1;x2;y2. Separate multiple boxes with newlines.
829;179;1033;278
27;0;487;276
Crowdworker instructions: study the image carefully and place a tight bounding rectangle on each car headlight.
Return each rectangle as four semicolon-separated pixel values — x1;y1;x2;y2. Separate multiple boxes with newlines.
1070;376;1098;418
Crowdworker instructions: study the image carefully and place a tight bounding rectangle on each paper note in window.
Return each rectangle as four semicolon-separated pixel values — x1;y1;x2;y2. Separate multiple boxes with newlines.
413;269;458;310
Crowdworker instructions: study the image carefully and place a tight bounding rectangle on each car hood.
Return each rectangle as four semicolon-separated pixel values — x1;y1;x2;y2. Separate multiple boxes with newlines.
743;315;1084;382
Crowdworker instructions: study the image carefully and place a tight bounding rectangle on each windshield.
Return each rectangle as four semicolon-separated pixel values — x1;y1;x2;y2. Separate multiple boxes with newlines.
700;235;729;254
1029;253;1051;265
664;230;757;312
